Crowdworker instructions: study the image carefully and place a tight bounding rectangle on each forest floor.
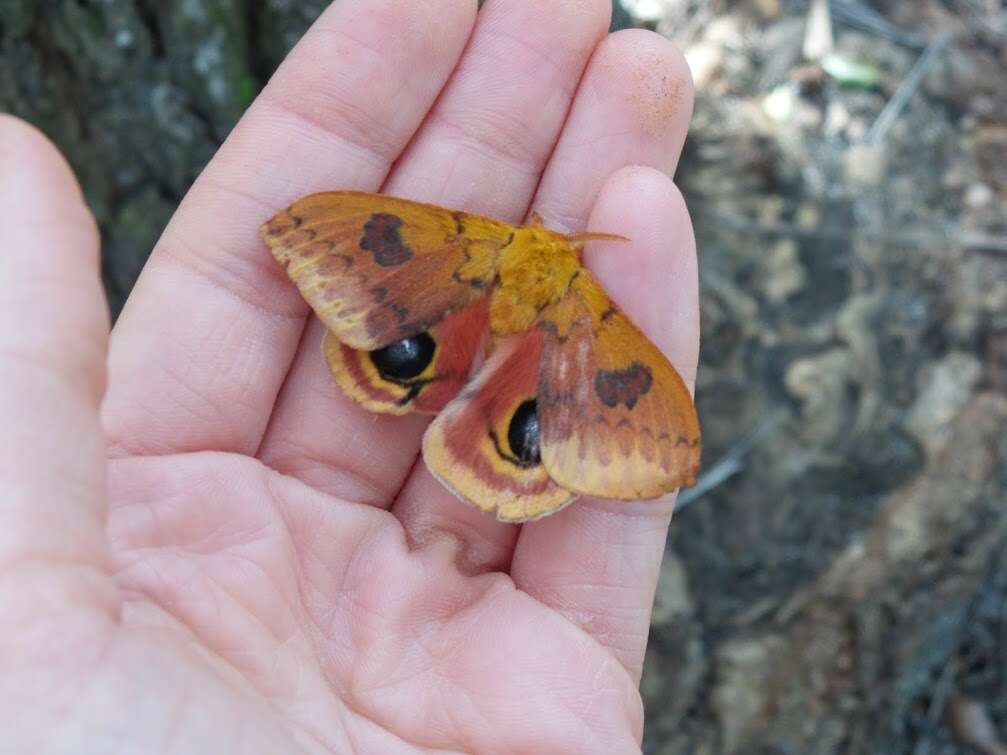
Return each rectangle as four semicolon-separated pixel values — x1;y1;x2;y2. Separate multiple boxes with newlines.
639;1;1007;752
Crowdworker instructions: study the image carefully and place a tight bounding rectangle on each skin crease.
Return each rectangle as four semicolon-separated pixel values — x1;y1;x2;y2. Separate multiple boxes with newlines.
0;1;699;753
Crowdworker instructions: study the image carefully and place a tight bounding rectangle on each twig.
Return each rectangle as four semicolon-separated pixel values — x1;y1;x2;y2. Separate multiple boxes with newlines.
804;0;834;62
966;235;1007;255
866;31;953;145
948;697;1007;755
830;0;928;49
676;412;786;510
692;204;1007;254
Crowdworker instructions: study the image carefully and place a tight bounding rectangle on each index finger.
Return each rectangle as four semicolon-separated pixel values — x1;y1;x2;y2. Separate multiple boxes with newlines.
0;117;115;616
102;0;477;457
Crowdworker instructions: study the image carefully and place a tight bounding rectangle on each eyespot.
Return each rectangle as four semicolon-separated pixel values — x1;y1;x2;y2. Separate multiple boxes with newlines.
370;333;435;380
507;399;541;466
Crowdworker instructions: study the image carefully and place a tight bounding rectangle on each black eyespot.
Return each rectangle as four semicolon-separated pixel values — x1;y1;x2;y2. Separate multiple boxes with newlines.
507;399;541;467
370;333;436;380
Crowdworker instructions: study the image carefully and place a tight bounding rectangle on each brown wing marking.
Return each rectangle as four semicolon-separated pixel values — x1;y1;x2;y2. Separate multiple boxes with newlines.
260;191;513;349
537;272;700;499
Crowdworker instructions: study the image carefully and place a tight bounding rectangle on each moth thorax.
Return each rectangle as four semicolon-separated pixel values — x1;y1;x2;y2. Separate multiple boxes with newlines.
498;239;579;312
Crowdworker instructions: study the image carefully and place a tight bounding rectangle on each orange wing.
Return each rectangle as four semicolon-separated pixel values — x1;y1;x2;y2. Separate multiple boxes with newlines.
537;272;700;499
324;299;489;415
422;330;575;522
260;191;514;350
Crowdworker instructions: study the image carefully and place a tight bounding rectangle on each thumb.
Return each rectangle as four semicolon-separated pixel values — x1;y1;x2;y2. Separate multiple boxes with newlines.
0;116;116;619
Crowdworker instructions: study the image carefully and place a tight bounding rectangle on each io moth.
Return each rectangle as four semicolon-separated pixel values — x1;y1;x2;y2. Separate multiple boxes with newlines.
260;191;700;521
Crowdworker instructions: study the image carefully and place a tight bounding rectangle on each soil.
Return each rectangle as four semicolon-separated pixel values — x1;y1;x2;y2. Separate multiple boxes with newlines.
641;1;1007;752
3;1;1006;752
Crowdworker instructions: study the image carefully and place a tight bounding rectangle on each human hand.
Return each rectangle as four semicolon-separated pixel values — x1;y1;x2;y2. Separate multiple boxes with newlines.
1;1;696;752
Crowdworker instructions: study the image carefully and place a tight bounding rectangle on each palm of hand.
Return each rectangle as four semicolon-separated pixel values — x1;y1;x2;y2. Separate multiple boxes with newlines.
94;451;637;753
2;2;697;753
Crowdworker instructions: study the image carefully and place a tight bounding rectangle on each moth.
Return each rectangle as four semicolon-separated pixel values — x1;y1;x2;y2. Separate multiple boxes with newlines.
260;191;700;521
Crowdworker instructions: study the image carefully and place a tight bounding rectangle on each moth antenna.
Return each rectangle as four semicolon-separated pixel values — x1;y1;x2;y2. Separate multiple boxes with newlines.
566;231;630;244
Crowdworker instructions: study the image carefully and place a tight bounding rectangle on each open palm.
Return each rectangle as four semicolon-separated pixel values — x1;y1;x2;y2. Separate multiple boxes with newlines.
1;1;697;752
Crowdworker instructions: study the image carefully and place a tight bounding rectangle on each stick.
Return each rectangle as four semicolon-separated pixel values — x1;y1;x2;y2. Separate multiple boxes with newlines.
676;412;786;510
867;31;953;145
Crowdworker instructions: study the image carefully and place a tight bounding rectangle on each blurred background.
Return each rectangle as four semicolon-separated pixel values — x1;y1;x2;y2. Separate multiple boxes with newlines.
3;0;1006;752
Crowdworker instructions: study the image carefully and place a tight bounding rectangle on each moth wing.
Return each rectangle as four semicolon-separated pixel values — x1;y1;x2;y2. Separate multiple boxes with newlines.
260;191;513;349
537;272;701;499
422;330;575;522
324;298;489;415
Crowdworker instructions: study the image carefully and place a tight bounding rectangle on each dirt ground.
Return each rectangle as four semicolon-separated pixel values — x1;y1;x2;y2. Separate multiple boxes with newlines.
3;0;1006;752
639;1;1007;752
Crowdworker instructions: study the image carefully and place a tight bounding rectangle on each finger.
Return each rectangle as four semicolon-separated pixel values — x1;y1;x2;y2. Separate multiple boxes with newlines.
258;0;612;509
511;166;699;682
0;116;117;614
393;29;694;575
103;0;478;458
535;29;694;231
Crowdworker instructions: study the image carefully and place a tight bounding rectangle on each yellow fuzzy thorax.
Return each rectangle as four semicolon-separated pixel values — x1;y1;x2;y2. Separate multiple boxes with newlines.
490;227;582;337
